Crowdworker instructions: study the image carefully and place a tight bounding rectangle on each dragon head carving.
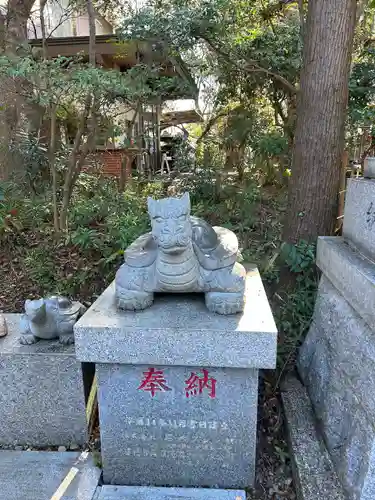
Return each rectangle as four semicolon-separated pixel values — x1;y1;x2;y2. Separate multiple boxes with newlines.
147;192;192;254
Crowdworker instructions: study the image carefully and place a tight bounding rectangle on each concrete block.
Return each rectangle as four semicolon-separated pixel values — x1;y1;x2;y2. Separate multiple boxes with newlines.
298;277;375;500
97;485;246;499
97;363;258;488
316;236;375;330
343;177;375;259
281;376;346;500
74;267;278;369
0;314;88;447
0;451;101;500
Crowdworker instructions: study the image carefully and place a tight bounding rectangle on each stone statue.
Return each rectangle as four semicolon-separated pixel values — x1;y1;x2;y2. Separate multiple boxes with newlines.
0;314;7;338
115;192;246;314
19;296;86;345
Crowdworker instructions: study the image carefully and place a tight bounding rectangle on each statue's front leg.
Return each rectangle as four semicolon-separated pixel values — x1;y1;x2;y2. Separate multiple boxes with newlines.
115;264;154;311
203;262;246;315
116;285;154;311
19;315;39;345
58;322;75;345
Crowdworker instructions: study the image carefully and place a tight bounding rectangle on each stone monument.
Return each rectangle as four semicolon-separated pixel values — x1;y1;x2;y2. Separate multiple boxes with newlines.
75;192;277;490
19;295;85;345
296;173;375;500
0;314;88;447
115;192;246;315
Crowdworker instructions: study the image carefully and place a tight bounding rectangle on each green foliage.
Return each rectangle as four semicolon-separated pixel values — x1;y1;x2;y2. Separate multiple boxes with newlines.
349;47;375;126
282;240;316;273
273;240;318;373
9;131;49;191
24;247;56;293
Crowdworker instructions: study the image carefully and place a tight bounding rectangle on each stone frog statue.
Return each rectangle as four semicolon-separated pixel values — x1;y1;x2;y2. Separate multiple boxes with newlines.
115;192;246;315
19;296;86;345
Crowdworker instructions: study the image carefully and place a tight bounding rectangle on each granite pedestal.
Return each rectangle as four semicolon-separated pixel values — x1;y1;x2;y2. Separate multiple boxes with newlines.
298;213;375;498
75;266;277;488
0;451;101;500
0;314;88;447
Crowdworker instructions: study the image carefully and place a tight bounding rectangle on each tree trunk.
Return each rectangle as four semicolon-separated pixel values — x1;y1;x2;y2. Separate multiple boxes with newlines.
283;0;357;244
49;104;60;233
59;0;96;231
0;0;36;180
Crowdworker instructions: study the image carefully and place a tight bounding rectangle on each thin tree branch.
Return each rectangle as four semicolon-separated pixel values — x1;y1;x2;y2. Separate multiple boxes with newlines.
202;36;297;95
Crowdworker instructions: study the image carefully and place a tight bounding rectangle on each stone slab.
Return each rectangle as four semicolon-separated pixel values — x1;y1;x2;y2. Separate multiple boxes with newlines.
97;363;258;488
343;177;375;260
281;376;346;500
363;157;375;179
0;451;101;500
298;276;375;500
98;486;246;499
74;267;277;369
0;314;88;447
316;236;375;330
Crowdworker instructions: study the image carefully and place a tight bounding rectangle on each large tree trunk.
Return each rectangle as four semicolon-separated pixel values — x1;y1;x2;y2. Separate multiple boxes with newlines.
0;0;36;180
283;0;357;243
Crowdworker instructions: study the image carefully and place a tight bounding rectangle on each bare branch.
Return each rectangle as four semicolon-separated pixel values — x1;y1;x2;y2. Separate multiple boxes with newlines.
202;36;297;95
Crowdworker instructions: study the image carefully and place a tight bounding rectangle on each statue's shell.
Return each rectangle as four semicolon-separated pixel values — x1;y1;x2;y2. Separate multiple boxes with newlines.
124;216;240;271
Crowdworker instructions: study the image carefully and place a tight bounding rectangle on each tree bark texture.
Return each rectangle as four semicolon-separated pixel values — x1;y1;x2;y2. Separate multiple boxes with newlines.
283;0;357;243
0;0;36;180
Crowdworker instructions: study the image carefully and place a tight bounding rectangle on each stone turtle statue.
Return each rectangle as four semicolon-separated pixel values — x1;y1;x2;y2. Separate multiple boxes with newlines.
115;192;246;315
19;296;86;345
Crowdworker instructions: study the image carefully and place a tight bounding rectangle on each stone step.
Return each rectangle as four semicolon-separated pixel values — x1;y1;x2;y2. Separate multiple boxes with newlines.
0;451;101;500
281;376;346;500
97;485;246;499
343;177;375;260
316;236;375;330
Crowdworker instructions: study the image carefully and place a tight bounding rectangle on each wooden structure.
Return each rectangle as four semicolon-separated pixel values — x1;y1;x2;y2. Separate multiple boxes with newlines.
29;35;199;175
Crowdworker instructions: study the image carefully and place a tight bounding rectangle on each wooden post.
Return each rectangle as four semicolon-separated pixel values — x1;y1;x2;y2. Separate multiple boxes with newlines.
336;149;348;233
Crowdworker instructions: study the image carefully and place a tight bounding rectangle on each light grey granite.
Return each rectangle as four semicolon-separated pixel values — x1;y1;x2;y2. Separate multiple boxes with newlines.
97;363;258;488
343;178;375;260
298;277;375;500
362;441;375;500
281;375;346;500
98;486;246;499
0;314;88;447
0;451;101;500
115;192;246;315
316;236;375;330
75;267;277;369
364;157;375;179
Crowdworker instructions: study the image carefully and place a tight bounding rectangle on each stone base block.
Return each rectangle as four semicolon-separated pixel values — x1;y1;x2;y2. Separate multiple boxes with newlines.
0;451;101;500
317;236;375;330
97;485;246;499
98;363;258;488
298;277;375;500
0;314;88;447
281;376;346;500
343;177;375;260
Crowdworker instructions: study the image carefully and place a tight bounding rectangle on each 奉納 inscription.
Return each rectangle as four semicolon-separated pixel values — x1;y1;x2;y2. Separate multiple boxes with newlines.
138;367;218;399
